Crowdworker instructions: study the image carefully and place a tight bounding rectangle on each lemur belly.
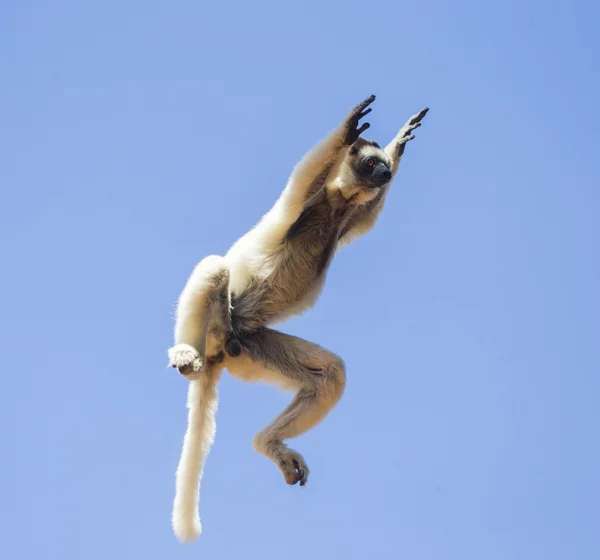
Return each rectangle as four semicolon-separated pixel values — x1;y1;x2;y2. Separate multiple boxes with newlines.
231;196;352;336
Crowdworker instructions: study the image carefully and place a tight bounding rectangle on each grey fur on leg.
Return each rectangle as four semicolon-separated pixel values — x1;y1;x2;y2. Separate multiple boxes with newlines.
227;328;346;486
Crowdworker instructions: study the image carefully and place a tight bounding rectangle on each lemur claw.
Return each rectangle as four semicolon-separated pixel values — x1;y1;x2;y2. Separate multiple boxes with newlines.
294;459;308;486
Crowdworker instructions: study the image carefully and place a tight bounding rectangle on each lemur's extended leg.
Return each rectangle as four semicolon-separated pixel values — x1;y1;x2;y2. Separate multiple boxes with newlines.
273;95;376;225
224;328;346;486
385;107;429;178
168;255;232;377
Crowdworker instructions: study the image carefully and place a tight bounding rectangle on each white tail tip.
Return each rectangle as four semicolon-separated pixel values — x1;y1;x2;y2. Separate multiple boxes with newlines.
172;508;202;543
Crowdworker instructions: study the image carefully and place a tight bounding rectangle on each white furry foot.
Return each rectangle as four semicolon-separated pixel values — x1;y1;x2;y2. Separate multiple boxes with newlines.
168;344;203;376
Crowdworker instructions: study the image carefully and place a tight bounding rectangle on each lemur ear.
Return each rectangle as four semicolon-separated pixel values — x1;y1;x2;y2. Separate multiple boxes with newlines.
349;146;359;156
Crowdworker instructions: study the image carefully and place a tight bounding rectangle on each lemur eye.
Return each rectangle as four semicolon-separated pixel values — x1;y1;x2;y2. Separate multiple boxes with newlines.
367;158;375;167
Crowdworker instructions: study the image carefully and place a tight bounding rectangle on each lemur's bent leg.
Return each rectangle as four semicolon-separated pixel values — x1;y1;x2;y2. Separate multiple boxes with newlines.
169;255;232;377
274;95;376;224
385;107;429;178
224;328;346;486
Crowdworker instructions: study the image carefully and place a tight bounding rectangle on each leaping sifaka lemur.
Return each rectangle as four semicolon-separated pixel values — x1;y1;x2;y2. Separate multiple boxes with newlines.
168;95;428;542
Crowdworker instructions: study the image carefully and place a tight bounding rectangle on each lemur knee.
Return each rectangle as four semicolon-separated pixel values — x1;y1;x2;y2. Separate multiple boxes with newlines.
193;255;230;290
323;355;346;403
306;354;346;404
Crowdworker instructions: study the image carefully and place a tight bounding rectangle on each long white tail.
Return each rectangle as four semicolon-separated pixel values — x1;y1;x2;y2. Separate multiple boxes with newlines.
172;373;220;542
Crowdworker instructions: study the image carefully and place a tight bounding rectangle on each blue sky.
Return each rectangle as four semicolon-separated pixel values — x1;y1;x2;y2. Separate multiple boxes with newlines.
1;0;599;558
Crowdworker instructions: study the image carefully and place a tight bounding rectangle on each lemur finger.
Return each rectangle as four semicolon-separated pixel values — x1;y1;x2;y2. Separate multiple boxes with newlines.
358;107;372;120
352;94;376;116
402;123;421;138
294;459;308;486
356;122;370;135
410;107;429;124
398;134;416;145
415;107;430;120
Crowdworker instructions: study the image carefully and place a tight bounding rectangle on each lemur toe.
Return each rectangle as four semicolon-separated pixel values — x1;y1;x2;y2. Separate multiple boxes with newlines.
278;453;310;486
294;459;308;486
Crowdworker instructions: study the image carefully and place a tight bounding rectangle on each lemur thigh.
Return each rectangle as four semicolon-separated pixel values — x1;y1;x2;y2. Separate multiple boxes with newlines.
224;328;346;486
169;255;231;373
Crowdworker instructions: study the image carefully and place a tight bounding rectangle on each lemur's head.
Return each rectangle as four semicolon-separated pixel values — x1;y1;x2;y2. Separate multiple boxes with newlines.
335;138;392;205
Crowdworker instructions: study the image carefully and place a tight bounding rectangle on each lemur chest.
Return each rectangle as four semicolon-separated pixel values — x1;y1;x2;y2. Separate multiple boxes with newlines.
230;198;352;333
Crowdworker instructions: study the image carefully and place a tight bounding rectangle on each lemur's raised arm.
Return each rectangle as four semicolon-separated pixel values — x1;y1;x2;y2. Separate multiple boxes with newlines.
385;107;429;178
273;95;376;225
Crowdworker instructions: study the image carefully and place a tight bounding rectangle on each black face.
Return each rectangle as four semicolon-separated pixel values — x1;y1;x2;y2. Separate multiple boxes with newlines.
357;155;392;188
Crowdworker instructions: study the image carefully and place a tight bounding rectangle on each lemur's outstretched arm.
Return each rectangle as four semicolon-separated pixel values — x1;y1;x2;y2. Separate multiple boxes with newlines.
385;107;429;178
275;95;375;221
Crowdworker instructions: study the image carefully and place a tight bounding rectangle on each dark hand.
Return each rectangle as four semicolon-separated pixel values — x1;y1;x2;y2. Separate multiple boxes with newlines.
343;95;376;145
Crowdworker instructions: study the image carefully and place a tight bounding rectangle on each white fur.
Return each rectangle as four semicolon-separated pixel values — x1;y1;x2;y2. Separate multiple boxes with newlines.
361;144;391;164
168;344;202;372
222;124;349;322
173;255;229;349
172;375;220;542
